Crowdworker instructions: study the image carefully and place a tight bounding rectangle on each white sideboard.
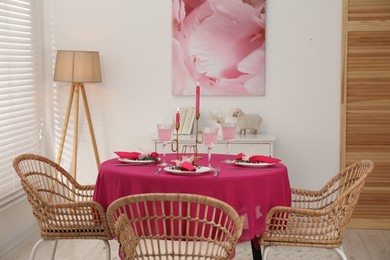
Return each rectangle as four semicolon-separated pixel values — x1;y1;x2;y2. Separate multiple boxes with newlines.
153;134;275;157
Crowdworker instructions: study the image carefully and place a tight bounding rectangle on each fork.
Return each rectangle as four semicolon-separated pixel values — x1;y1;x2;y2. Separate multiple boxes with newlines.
155;168;162;175
213;167;220;177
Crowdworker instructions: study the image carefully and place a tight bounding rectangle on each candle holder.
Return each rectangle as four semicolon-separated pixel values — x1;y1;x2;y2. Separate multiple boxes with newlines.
171;123;180;160
194;112;202;160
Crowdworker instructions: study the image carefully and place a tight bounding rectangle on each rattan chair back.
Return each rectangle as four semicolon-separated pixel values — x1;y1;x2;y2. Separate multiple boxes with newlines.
13;154;112;240
107;193;244;260
260;160;374;251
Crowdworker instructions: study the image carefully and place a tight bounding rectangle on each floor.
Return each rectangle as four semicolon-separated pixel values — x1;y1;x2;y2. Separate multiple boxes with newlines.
1;229;389;260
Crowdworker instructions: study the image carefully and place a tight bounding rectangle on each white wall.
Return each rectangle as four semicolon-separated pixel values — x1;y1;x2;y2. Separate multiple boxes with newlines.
0;0;343;254
43;0;342;188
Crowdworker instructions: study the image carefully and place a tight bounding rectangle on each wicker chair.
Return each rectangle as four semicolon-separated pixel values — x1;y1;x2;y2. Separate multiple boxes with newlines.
13;154;112;260
259;160;374;260
106;193;244;260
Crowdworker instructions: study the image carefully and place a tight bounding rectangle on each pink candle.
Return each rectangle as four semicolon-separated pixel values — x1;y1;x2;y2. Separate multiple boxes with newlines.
196;83;200;114
176;108;180;126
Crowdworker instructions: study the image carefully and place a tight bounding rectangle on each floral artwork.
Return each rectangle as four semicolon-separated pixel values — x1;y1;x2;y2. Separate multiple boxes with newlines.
172;0;266;96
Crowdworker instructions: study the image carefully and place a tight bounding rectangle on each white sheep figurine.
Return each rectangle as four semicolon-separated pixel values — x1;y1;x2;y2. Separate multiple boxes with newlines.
232;108;262;135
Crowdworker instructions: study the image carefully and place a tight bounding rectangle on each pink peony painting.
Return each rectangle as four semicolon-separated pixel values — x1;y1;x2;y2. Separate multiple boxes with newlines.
172;0;266;96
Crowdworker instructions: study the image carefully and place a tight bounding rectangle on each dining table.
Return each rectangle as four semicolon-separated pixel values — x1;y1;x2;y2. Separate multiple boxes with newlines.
93;153;291;260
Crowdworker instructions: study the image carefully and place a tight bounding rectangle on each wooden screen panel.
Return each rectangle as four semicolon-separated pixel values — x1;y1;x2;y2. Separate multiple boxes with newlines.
342;0;390;228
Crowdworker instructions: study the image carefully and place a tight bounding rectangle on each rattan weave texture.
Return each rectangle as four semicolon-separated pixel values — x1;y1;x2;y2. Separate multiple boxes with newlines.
107;193;244;260
259;160;374;260
13;154;112;259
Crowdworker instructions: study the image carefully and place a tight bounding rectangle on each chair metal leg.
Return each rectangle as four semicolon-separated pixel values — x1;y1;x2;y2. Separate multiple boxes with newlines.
28;238;45;260
28;239;58;260
251;239;262;260
333;247;347;260
260;244;265;259
50;240;58;260
259;244;347;260
28;238;108;260
103;240;111;260
262;246;270;260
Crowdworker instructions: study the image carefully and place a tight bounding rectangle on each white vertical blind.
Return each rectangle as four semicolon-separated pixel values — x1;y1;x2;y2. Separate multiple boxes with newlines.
0;0;43;209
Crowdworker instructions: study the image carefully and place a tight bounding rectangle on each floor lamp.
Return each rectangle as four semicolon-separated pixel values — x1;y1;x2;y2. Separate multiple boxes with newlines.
53;50;101;179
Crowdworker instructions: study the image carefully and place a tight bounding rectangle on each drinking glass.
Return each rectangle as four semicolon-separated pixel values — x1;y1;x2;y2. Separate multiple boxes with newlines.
221;122;236;164
157;123;173;166
202;126;219;168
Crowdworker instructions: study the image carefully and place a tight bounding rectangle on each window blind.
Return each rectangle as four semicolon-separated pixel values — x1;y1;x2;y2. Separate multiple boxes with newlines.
0;0;43;209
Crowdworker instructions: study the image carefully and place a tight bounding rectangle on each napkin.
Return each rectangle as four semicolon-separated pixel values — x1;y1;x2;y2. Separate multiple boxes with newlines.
179;161;196;171
114;151;141;159
248;155;281;163
236;153;281;163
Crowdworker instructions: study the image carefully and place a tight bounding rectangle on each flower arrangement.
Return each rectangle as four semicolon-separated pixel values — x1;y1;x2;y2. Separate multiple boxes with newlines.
235;152;252;163
169;155;199;171
140;152;159;161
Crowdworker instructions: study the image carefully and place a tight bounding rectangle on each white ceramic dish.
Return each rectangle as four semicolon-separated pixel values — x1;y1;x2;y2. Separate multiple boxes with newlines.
234;161;275;168
164;166;211;176
117;158;159;165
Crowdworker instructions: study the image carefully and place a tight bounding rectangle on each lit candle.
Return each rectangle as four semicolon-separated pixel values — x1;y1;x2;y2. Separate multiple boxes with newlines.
176;108;180;126
196;83;200;115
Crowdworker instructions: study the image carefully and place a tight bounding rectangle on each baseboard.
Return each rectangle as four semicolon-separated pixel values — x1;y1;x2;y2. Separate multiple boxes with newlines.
0;223;38;257
348;219;390;229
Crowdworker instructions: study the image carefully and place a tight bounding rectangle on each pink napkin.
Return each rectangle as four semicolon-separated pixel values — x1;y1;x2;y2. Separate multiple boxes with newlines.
249;155;281;163
149;152;159;159
180;162;196;171
114;151;141;159
236;153;281;163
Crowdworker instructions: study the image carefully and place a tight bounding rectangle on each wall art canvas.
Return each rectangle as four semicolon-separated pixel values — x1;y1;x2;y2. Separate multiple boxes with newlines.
172;0;266;96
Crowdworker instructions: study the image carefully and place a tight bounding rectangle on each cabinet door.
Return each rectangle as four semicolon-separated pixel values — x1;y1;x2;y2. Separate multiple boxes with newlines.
341;0;390;229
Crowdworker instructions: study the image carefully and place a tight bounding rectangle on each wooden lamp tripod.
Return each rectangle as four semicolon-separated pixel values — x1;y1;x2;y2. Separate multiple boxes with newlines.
53;50;101;179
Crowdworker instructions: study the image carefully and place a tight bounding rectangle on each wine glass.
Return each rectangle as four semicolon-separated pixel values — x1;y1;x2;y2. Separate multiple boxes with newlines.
156;123;173;166
221;122;236;164
202;126;219;168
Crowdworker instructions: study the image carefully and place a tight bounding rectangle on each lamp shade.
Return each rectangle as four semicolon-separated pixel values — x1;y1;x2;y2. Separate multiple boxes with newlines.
54;50;102;83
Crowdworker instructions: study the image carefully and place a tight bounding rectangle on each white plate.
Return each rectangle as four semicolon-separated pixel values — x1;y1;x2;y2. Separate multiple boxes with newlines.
164;166;211;175
234;161;275;168
118;158;159;165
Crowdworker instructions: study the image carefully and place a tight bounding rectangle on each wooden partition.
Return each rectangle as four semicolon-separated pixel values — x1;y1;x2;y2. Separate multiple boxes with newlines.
341;0;390;228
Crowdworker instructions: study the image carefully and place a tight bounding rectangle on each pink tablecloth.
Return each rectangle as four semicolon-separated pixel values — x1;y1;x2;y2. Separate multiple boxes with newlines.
93;153;291;242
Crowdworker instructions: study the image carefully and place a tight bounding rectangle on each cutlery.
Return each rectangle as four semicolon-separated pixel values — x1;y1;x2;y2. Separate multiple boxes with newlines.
213;167;220;177
229;168;272;171
155;168;163;175
116;163;145;166
116;162;156;166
